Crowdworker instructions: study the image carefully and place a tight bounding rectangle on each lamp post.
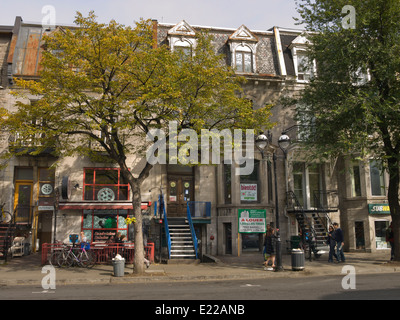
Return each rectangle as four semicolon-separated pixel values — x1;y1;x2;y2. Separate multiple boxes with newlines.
256;132;290;272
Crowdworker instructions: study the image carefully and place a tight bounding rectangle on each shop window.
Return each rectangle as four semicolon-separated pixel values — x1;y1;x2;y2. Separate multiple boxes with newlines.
375;220;389;249
240;160;259;203
83;168;129;201
38;168;55;210
82;209;129;242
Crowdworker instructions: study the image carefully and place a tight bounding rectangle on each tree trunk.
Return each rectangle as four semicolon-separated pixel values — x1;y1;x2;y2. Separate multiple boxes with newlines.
119;160;146;274
387;157;400;261
131;179;145;274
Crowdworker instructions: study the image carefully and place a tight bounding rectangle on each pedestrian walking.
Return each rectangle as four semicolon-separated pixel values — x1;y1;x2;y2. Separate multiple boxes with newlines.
386;222;394;261
333;222;345;263
326;225;338;263
263;224;271;267
263;227;276;271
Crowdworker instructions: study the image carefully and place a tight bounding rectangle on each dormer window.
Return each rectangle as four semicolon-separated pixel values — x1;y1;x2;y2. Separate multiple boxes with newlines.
228;25;258;74
289;34;316;82
296;51;314;81
173;39;192;57
167;20;196;56
235;46;253;73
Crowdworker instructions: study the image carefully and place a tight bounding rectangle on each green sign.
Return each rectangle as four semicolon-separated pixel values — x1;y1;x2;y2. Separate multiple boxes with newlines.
238;209;266;233
368;204;390;214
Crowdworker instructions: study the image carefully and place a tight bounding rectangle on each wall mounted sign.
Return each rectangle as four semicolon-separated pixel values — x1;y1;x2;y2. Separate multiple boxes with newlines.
238;209;266;233
368;204;390;214
240;183;257;201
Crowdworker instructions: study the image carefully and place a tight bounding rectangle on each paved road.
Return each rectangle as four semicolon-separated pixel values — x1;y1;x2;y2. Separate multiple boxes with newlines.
1;273;399;300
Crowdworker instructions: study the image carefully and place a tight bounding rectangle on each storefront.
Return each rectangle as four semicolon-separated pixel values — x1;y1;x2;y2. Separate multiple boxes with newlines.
239;209;267;252
369;204;392;250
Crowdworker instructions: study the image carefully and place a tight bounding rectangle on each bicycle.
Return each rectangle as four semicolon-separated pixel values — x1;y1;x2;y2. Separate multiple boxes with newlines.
56;242;96;268
0;203;12;224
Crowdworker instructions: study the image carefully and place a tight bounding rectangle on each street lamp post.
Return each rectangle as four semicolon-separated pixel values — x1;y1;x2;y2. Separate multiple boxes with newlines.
256;133;290;272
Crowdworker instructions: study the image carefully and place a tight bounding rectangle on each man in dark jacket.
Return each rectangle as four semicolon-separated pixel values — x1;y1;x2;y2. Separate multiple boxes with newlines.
333;222;345;262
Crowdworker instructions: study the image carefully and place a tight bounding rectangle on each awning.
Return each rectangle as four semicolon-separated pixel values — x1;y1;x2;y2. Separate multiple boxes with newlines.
58;201;151;211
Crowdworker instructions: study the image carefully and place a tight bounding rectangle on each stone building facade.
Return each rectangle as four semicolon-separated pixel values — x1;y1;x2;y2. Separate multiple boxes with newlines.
0;16;392;259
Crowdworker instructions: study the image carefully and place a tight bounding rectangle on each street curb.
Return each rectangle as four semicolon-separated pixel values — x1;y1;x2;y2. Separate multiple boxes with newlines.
2;264;399;287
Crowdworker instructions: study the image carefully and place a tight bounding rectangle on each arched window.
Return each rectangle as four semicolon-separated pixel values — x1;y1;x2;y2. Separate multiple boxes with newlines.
228;25;258;74
235;45;253;73
173;39;193;57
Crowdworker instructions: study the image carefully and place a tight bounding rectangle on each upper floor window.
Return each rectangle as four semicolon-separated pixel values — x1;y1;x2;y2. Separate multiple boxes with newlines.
350;161;362;197
228;25;258;74
296;51;315;81
289;34;315;83
293;162;322;209
173;39;193;60
84;168;129;201
370;160;386;196
167;20;196;58
235;49;253;73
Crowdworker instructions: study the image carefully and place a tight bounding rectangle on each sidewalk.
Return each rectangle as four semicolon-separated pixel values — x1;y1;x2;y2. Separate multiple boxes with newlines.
0;250;399;287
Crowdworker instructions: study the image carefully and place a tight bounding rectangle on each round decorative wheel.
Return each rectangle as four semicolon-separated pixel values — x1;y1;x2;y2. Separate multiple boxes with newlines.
97;188;115;201
41;183;53;195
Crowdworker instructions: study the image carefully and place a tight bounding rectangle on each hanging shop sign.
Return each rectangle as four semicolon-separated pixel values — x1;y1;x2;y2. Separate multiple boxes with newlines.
238;209;266;233
368;204;390;214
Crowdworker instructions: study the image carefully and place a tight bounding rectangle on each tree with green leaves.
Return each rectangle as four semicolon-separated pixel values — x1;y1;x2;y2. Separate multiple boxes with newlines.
293;0;400;260
2;12;273;273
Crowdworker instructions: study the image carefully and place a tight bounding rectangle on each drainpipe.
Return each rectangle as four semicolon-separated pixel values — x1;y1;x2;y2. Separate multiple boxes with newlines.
273;26;287;78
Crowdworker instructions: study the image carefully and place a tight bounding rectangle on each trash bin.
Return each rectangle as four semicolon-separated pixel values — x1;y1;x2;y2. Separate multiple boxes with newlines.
23;243;30;256
112;258;125;277
291;249;305;271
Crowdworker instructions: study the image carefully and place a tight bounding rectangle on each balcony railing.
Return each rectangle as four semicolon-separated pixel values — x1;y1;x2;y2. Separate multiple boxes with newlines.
187;201;211;219
8;134;55;155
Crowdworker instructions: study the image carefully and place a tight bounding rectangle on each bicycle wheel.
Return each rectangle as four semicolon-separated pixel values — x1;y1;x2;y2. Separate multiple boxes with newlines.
49;251;61;267
1;211;12;223
79;250;96;268
85;250;96;268
57;250;73;267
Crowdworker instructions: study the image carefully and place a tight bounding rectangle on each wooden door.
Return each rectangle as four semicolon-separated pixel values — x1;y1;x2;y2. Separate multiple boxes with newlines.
14;182;33;222
167;176;194;217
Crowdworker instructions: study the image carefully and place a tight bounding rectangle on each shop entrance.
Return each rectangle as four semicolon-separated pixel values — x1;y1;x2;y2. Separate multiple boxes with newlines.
14;182;33;223
224;223;232;254
355;221;365;250
166;165;194;217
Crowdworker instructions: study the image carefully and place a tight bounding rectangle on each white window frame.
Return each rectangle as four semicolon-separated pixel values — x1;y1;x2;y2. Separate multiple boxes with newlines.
230;42;256;74
292;48;316;83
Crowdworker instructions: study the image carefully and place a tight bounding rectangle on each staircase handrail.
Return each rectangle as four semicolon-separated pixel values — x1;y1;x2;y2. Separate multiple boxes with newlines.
286;191;319;252
186;202;198;259
2;207;16;263
158;195;171;259
312;191;334;234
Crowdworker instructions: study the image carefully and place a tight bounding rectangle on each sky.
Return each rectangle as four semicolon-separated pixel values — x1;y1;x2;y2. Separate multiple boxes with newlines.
0;0;303;31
